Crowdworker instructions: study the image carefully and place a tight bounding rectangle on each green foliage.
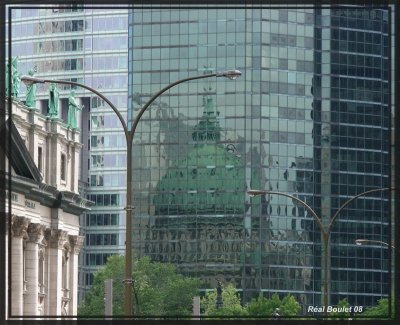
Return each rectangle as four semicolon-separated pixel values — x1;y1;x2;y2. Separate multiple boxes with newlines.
78;254;125;316
330;298;351;319
246;293;300;317
201;285;301;319
201;283;248;318
78;255;201;317
362;298;390;318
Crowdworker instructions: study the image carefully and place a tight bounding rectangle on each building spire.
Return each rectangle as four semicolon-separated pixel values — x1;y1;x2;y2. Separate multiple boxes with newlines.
192;64;222;142
192;94;222;142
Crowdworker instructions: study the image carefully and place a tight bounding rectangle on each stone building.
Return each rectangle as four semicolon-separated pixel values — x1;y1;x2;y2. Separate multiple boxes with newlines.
2;98;91;317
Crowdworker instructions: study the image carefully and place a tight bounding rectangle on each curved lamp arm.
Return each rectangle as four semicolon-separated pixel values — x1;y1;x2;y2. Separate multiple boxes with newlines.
247;189;325;234
328;187;396;234
21;76;129;139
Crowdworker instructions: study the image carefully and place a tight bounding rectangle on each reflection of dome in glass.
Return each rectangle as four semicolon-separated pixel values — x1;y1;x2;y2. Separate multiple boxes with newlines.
154;96;246;215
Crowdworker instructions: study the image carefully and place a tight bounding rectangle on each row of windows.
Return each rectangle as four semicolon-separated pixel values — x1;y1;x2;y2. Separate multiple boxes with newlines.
90;75;128;90
34;39;83;54
35;19;85;35
330;137;387;151
331;8;388;21
330;197;389;210
332;29;385;44
329;113;388;128
91;154;126;168
330;76;386;91
92;35;128;51
132;9;313;24
270;33;313;48
34;58;83;73
35;77;83;93
330;100;386;115
86;213;120;226
85;234;118;246
330;65;387;81
86;55;128;71
85;253;113;266
91;95;127;109
90;134;126;148
331;125;385;139
331;17;388;32
331;40;387;56
39;7;84;15
269;131;306;144
90;174;126;187
261;82;309;96
91;16;128;31
91;114;123;129
87;194;123;206
331;173;386;185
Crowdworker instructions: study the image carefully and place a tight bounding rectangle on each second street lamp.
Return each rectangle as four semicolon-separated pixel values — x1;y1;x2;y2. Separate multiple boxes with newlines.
355;239;394;249
22;69;241;317
247;187;395;317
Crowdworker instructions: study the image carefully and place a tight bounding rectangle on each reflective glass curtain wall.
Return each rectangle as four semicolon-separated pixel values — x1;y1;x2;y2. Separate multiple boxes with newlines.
128;7;317;309
128;6;392;312
313;8;391;307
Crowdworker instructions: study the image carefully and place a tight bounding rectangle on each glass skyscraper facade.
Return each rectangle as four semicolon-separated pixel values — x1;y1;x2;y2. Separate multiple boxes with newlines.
8;6;129;302
127;6;393;311
6;3;394;314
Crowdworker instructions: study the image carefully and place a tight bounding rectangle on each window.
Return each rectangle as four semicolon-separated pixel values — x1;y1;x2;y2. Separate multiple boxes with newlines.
62;249;69;290
38;147;43;173
60;153;66;181
38;249;45;294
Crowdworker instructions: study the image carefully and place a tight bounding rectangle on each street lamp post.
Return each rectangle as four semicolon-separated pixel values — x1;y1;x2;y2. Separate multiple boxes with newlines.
247;187;396;317
22;69;242;317
355;238;395;318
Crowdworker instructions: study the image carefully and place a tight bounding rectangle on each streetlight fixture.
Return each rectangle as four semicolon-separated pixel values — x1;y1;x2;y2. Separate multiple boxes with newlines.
21;69;241;317
355;239;394;249
247;187;396;317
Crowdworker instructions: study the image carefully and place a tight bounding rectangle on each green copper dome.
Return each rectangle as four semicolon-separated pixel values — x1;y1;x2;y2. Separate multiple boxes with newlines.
153;95;246;215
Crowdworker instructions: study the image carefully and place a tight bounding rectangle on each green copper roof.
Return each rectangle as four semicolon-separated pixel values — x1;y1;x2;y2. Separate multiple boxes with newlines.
154;96;246;215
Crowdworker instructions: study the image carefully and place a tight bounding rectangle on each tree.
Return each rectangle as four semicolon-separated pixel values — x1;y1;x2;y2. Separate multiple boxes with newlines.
201;283;248;317
246;293;300;317
330;298;351;319
362;298;390;318
78;255;201;317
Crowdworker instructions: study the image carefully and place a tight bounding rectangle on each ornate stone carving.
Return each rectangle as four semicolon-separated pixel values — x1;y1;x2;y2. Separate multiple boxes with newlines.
45;229;69;249
11;215;29;239
26;223;46;243
69;235;85;254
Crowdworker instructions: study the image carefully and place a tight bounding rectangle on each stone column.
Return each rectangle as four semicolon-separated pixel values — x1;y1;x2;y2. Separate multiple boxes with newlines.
24;223;45;316
68;235;84;315
45;229;68;316
11;216;29;316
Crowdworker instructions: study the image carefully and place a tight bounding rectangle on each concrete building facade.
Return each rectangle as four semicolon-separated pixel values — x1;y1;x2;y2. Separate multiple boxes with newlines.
2;98;91;317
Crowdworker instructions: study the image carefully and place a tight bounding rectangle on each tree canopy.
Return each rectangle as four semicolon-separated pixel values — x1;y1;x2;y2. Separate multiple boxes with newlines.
362;298;390;318
78;255;201;317
246;292;300;317
201;284;300;318
201;283;248;317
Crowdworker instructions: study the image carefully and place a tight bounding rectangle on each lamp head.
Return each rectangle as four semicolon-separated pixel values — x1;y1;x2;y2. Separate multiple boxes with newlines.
355;239;365;246
21;75;45;86
247;189;268;197
216;69;242;80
